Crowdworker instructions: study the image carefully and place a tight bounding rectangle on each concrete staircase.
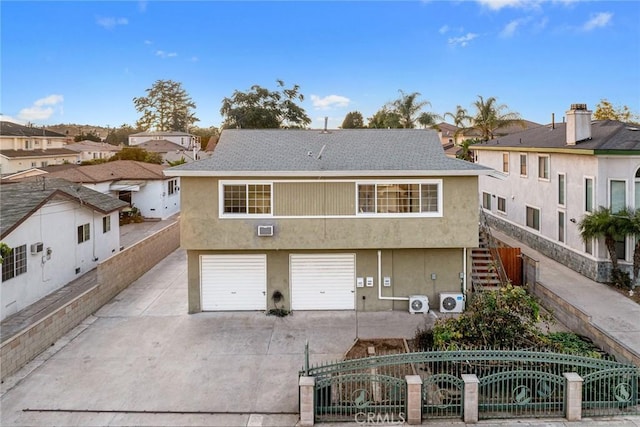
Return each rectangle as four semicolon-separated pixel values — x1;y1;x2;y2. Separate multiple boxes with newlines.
471;233;503;291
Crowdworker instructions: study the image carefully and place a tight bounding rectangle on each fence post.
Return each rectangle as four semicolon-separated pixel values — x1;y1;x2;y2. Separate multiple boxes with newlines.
405;375;423;425
564;372;583;421
299;376;315;426
462;374;479;423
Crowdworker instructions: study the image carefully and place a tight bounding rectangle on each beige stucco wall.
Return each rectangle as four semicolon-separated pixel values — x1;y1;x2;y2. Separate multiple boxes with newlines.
179;176;479;250
187;248;468;313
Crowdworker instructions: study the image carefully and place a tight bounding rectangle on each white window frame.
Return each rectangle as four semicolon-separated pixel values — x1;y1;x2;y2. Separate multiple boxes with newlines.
558;173;566;207
1;244;27;281
356;179;443;217
519;153;527;177
482;192;492;211
558;210;566;243
502;152;509;174
538;155;549;181
77;223;90;244
609;179;627;214
526;205;541;231
585;176;595;213
497;196;506;214
103;216;111;233
168;179;178;196
219;181;273;218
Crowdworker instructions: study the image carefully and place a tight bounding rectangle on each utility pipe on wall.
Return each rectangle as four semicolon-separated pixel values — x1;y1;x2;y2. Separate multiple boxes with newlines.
377;250;409;301
462;247;468;295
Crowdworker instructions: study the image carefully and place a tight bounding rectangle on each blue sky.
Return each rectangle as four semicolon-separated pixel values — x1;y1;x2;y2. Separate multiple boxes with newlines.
2;1;639;130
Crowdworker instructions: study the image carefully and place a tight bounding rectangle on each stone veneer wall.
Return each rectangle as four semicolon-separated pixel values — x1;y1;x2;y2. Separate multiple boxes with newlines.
0;222;180;381
485;214;622;283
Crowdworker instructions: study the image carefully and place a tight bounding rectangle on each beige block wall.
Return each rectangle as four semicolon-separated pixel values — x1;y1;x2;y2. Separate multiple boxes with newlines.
0;222;180;381
187;247;468;313
180;176;480;250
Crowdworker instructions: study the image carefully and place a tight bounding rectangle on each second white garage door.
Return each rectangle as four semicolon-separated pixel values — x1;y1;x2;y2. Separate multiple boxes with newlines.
200;254;266;311
290;254;355;310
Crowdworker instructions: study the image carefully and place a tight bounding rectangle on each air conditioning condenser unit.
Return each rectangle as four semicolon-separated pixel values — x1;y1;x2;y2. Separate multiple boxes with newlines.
440;293;465;313
409;295;429;314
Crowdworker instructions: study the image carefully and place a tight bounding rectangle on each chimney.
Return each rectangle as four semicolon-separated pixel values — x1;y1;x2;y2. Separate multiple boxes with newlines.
566;103;592;145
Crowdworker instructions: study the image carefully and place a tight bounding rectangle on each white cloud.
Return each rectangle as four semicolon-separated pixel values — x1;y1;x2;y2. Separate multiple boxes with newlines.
190;56;199;62
476;0;538;10
582;12;612;31
144;40;153;45
18;94;64;121
448;33;479;47
0;115;25;125
139;1;148;13
310;95;351;110
155;50;178;58
96;16;128;29
500;17;532;37
439;25;449;34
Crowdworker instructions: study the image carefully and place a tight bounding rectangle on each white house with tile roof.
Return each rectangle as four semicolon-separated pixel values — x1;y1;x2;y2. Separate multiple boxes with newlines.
64;140;121;162
0;178;127;320
128;130;198;149
165;129;492;314
473;104;640;282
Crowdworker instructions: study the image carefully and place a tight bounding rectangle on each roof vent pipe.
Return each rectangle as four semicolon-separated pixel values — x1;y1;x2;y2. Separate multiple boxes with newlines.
323;117;328;132
552;113;555;130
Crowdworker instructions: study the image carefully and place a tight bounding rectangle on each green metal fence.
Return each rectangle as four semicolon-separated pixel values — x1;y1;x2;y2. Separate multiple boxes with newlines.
301;349;640;422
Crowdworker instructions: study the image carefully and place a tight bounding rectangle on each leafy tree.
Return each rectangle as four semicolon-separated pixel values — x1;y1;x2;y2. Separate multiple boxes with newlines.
389;90;432;129
220;80;310;129
0;242;11;264
367;107;402;129
134;79;199;131
109;147;162;164
341;111;365;129
444;105;472;130
578;206;627;271
417;112;440;129
189;126;220;150
74;131;102;142
456;138;480;162
167;157;187;166
593;99;637;122
466;95;524;141
105;124;142;146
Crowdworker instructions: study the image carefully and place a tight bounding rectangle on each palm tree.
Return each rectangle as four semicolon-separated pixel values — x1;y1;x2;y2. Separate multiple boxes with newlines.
456;138;480;162
467;95;524;141
578;206;627;271
444;105;471;130
620;208;640;289
417;112;441;129
390;90;431;129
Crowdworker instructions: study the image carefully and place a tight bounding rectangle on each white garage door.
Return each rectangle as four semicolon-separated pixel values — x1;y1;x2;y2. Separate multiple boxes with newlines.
200;255;266;311
290;254;355;310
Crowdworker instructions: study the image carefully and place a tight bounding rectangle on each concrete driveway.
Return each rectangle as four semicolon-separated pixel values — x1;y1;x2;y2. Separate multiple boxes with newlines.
0;249;433;427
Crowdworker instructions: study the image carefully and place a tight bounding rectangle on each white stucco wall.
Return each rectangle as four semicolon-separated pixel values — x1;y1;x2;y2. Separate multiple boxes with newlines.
130;179;180;220
128;135;192;148
0;200;120;320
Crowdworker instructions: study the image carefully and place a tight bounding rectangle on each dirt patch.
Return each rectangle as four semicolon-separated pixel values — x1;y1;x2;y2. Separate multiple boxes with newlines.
344;338;407;360
610;285;640;305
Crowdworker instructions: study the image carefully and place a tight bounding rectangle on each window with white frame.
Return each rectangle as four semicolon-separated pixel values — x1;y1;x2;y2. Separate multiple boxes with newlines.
558;211;565;243
77;223;90;243
526;206;540;231
1;245;27;281
538;155;549;180
222;183;272;215
585;238;593;255
610;180;626;213
497;196;506;214
558;173;566;206
585;177;594;212
357;182;440;215
103;216;111;233
482;192;492;210
520;154;527;176
502;153;509;173
168;179;178;195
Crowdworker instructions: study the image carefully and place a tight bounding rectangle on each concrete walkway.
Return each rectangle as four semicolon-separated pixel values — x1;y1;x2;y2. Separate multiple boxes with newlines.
492;228;640;365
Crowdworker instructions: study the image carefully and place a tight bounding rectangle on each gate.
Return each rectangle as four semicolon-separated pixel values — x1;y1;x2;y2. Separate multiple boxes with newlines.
497;247;522;286
422;373;464;418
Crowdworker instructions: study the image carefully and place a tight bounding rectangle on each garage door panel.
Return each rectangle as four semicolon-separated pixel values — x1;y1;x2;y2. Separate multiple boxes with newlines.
201;255;266;311
291;254;355;310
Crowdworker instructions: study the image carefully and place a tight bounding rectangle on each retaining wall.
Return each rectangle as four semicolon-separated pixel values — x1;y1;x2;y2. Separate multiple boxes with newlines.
0;222;180;380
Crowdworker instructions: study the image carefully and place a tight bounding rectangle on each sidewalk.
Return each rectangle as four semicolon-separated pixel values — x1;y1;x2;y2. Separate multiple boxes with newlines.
492;228;640;366
0;214;179;344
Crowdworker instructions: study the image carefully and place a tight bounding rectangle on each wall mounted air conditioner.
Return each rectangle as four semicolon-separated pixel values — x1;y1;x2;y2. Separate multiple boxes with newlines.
257;225;274;237
30;242;44;255
409;295;429;314
440;293;465;313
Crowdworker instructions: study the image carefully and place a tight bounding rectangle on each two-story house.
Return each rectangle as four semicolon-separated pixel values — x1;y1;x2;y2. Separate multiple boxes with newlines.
128;130;198;149
64;140;121;162
45;160;181;220
0;121;77;174
0;177;127;320
473;104;640;283
165;129;491;313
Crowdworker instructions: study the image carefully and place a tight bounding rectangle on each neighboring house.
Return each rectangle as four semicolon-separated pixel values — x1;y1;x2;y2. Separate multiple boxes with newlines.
136;139;200;164
0;121;77;174
165;129;491;313
64;140;121;162
437;122;466;147
473;103;640;282
0;177;127;320
45;160;180;220
128;130;198;149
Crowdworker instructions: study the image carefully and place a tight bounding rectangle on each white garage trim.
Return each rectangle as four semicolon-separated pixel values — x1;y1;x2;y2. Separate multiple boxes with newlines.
200;254;266;311
290;254;356;310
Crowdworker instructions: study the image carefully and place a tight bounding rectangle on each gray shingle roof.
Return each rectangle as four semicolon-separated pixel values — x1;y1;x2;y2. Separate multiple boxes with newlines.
474;120;640;151
1;177;128;238
167;129;490;176
0;148;78;158
0;121;67;138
